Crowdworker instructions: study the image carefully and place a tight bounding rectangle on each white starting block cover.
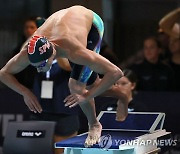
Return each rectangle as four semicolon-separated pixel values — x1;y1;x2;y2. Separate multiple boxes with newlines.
55;111;170;154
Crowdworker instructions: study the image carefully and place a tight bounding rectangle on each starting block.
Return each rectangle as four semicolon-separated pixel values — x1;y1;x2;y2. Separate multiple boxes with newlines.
55;111;170;154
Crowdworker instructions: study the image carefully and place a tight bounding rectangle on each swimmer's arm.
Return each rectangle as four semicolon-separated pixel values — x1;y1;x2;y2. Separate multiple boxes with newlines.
60;37;123;100
159;8;180;39
0;44;42;113
0;50;30;95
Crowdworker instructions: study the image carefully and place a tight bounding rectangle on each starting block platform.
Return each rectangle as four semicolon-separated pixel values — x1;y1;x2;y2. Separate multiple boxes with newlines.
55;111;170;154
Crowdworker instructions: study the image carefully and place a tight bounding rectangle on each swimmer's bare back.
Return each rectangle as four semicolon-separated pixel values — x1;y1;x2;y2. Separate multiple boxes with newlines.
35;5;93;49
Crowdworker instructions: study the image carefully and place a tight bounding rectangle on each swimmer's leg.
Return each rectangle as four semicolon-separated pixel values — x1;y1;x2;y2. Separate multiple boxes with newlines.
69;78;102;147
87;78;128;121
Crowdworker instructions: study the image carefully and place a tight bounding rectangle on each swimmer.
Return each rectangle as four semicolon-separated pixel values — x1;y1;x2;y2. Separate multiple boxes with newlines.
0;6;124;147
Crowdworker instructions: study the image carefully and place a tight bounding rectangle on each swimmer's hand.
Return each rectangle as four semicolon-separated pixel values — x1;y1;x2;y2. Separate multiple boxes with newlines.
22;90;42;113
64;92;89;108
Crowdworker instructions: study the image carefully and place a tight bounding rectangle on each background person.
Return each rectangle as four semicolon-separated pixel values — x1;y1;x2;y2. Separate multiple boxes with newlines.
164;37;180;91
130;36;174;91
103;69;147;112
31;59;79;154
11;17;45;89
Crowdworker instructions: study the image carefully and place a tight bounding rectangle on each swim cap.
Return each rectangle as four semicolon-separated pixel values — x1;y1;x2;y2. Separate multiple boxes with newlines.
27;35;53;63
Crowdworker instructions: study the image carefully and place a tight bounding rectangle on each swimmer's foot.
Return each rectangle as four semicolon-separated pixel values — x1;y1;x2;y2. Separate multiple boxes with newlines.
116;99;128;121
84;122;102;147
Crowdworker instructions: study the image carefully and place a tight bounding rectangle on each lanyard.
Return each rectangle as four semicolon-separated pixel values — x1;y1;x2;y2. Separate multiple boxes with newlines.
46;59;57;79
